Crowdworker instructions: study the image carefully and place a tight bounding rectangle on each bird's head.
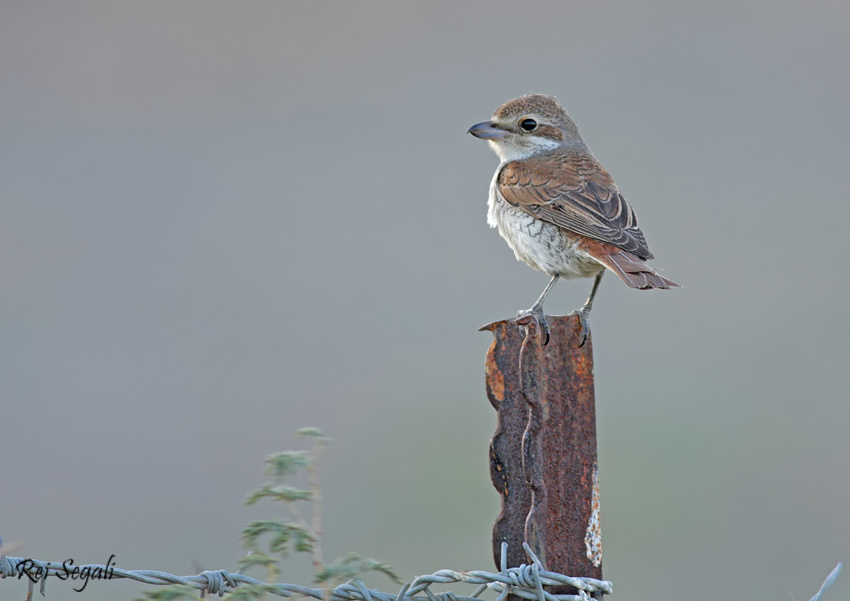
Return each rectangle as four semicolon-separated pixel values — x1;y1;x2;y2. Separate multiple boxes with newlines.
468;94;586;162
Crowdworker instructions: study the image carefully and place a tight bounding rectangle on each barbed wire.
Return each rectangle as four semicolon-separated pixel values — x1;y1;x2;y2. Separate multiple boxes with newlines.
2;542;842;601
1;542;610;601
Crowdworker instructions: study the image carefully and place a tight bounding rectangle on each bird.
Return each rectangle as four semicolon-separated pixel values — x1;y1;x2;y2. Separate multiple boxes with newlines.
468;94;679;345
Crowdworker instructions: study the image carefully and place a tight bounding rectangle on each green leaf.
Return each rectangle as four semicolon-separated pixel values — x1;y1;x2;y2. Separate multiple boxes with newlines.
227;582;280;600
295;427;329;442
315;552;402;585
292;528;314;553
263;451;311;480
242;520;313;556
245;484;312;506
135;585;199;600
237;551;278;573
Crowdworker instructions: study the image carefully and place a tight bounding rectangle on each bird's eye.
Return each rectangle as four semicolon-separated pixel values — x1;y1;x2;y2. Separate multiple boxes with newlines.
519;118;538;132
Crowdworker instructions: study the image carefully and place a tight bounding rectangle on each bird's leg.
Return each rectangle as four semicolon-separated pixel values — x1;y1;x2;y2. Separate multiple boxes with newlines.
515;274;560;345
572;270;604;347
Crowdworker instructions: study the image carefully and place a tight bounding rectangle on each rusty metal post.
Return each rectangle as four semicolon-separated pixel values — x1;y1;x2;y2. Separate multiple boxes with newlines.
482;315;602;593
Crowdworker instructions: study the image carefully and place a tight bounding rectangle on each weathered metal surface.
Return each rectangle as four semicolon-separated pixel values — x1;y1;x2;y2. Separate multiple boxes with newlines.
482;314;602;592
482;319;532;571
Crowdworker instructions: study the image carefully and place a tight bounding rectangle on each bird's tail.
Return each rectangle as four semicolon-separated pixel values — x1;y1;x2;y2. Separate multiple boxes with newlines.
595;250;680;290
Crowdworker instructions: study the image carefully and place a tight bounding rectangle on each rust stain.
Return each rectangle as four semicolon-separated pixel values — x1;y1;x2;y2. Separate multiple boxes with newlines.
487;351;506;403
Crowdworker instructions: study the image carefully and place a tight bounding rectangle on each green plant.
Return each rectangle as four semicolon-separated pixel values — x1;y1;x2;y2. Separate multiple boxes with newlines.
241;428;400;592
137;428;399;600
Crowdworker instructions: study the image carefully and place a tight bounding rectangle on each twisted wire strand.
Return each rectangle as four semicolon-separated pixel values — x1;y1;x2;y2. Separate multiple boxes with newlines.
0;542;612;600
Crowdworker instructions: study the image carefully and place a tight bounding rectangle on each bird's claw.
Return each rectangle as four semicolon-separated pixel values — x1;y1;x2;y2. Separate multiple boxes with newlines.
514;307;550;345
570;308;591;347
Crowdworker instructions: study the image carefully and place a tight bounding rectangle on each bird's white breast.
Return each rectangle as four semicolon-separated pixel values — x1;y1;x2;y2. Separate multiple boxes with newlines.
486;164;604;280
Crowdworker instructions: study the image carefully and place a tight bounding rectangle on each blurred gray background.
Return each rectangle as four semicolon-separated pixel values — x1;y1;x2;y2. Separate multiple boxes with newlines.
2;2;849;600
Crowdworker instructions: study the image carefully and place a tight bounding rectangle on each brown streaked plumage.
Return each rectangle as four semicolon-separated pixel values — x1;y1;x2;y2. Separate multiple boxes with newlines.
468;94;679;344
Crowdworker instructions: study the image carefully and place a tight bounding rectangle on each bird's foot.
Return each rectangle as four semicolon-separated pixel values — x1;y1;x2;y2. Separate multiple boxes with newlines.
514;305;550;345
570;307;591;348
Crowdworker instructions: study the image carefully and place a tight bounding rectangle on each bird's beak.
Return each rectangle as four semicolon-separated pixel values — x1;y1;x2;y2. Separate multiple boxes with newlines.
468;121;506;141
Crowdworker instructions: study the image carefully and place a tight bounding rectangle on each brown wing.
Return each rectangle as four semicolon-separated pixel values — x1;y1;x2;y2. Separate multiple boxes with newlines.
578;238;679;290
497;150;653;260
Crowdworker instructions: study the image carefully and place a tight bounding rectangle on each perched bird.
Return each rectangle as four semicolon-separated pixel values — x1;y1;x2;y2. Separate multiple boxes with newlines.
468;94;679;344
